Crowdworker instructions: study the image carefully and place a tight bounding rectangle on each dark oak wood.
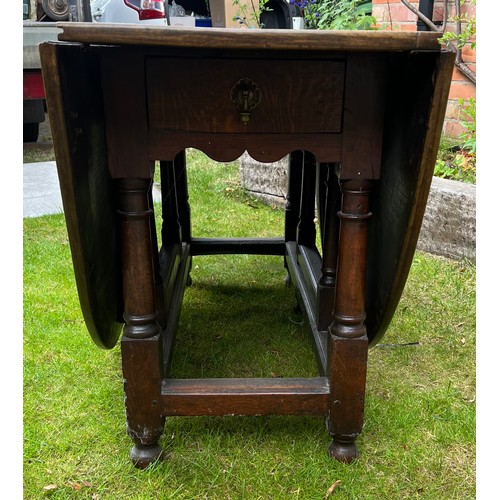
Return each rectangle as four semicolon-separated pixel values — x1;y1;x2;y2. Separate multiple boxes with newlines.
161;377;330;416
121;335;164;468
285;242;328;375
148;130;344;164
161;244;191;377
118;178;161;340
327;179;372;463
39;42;123;349
340;55;386;179
147;58;345;135
56;22;443;52
316;163;341;332
149;185;166;329
285;151;307;242
160;160;183;247
297;245;322;301
364;50;456;344
296;151;317;247
100;50;151;179
172;151;192;243
40;26;454;468
190;237;285;256
118;177;164;468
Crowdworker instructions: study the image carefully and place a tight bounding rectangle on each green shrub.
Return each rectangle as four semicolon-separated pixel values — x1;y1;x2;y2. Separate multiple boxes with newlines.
300;0;376;30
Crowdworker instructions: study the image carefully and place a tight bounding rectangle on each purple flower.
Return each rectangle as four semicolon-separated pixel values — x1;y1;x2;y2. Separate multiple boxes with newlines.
290;0;313;8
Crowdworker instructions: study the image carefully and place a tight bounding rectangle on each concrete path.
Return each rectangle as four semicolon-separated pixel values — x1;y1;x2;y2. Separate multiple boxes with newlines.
23;161;161;218
23;161;63;218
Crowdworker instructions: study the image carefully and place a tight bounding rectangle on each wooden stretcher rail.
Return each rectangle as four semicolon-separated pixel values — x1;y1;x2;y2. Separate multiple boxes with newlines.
297;244;323;301
161;244;192;376
190;237;285;256
286;242;328;375
161;377;330;416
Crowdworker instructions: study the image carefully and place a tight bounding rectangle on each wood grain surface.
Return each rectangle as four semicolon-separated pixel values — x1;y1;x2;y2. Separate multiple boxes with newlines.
56;22;443;52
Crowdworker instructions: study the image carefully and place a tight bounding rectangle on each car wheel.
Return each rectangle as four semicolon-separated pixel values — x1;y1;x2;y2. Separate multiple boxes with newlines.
24;122;40;143
42;0;69;21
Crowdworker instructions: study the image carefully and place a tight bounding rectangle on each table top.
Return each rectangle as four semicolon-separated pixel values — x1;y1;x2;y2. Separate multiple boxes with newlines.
42;23;455;349
56;22;444;52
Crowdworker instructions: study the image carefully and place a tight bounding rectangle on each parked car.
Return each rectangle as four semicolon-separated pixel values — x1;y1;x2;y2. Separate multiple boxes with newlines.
33;0;167;23
91;0;166;24
24;1;167;143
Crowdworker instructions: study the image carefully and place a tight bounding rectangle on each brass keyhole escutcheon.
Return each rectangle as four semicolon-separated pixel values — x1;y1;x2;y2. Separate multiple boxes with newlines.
230;77;262;125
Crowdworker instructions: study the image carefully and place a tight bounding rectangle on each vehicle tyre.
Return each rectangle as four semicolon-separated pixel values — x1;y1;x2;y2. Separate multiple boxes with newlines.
260;0;292;29
42;0;69;21
24;122;40;143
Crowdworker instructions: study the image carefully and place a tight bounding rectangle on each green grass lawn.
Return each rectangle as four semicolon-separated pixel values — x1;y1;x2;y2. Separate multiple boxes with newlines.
23;151;475;499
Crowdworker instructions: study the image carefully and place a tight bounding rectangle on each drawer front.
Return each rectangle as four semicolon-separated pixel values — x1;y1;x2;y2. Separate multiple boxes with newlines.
146;57;345;135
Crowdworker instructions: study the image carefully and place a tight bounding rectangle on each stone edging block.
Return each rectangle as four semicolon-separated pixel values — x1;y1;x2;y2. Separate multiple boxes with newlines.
239;154;475;262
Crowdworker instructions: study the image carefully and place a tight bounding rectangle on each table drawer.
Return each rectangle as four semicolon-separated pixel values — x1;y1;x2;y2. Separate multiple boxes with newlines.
146;57;345;135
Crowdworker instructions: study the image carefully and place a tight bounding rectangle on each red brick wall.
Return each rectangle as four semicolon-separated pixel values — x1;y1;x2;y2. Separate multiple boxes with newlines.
372;0;476;139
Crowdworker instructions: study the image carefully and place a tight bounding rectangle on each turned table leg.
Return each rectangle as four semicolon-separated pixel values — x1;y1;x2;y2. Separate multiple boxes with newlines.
296;151;317;248
317;164;342;332
327;179;372;463
118;178;165;469
285;151;304;243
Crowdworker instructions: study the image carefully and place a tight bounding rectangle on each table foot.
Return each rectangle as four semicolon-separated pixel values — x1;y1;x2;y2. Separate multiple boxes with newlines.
130;443;164;469
328;436;359;463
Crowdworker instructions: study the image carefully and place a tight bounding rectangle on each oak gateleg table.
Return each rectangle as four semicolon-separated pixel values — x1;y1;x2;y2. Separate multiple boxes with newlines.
40;24;454;468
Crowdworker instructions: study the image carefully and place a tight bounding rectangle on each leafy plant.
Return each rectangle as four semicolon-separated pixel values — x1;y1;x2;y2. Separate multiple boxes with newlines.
434;154;475;184
434;2;476;183
434;134;475;184
439;0;476;50
457;97;476;154
232;0;376;30
434;97;476;183
232;0;270;28
295;0;376;30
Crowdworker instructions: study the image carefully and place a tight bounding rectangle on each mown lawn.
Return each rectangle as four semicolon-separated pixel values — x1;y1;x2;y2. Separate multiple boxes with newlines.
23;151;475;499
